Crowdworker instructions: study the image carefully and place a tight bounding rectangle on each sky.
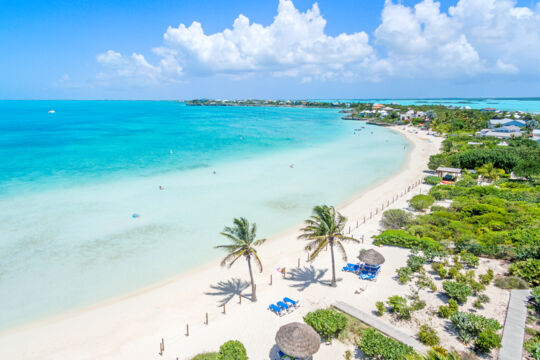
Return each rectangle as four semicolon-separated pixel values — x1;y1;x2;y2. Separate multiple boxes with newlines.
1;0;540;99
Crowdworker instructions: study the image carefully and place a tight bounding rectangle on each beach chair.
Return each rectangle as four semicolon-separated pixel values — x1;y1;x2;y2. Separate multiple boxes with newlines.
359;265;380;281
269;304;283;316
277;301;292;313
283;297;299;308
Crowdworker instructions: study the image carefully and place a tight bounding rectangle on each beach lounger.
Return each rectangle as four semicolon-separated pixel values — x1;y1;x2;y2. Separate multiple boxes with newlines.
283;297;299;308
278;350;297;360
269;304;283;316
277;301;292;313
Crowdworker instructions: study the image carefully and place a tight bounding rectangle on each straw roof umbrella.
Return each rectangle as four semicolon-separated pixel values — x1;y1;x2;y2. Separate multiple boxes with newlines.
275;322;321;359
358;249;385;265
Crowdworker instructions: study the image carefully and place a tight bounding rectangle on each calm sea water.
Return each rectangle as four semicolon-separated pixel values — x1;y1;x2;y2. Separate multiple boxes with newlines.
0;101;409;330
315;98;540;113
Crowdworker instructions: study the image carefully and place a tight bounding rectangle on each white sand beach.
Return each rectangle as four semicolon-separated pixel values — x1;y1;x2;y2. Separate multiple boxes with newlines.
0;126;454;360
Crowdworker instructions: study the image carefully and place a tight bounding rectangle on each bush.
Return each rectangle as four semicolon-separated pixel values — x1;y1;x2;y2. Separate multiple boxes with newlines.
304;309;347;340
192;353;218;360
381;209;413;230
450;312;502;343
447;267;459;279
376;301;385;316
416;272;437;292
417;324;440;346
424;176;442;185
407;256;427;272
469;280;486;295
217;341;247;360
532;286;540;307
439;299;459;319
474;329;502;353
396;266;413;284
510;259;540;286
409;194;435;212
373;230;440;250
443;281;473;304
479;269;494;285
387;295;411;320
494;276;529;289
459;251;479;268
358;329;415;360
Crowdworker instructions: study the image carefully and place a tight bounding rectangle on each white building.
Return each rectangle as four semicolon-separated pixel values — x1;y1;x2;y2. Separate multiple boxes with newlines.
489;118;526;128
477;125;523;139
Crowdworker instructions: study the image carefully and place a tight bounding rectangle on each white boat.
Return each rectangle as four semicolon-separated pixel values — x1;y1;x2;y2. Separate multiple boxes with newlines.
48;110;56;114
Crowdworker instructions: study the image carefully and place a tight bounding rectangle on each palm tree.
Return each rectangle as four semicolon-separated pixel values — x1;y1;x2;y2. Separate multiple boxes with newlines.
215;217;266;302
477;163;505;182
298;205;359;287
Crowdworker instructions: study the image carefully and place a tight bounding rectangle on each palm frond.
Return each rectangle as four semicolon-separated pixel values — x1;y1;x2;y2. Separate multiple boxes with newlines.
252;250;263;273
307;240;327;262
334;241;348;262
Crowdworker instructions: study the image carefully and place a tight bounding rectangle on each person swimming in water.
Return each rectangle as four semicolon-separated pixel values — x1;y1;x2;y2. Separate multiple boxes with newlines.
290;164;294;168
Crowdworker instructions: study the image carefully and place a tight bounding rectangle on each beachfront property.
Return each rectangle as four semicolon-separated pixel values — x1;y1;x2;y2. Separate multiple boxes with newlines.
400;109;425;121
476;125;524;139
488;118;527;128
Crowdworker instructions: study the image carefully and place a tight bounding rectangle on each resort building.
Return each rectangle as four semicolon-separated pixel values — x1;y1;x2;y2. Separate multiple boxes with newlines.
488;118;526;128
477;124;524;139
436;167;462;181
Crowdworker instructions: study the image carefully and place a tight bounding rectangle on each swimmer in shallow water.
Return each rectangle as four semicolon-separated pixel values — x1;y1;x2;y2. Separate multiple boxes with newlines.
290;164;294;168
213;171;216;175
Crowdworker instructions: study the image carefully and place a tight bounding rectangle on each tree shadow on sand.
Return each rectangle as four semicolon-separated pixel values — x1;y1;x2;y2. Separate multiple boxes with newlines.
285;265;340;291
204;278;251;306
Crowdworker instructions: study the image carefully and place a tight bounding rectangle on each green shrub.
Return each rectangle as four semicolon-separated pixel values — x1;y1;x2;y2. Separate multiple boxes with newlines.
525;338;540;360
396;266;414;284
474;329;502;353
417;324;440;346
416;272;436;292
532;286;540;307
459;251;479;268
410;194;435;212
494;276;529;289
479;269;494;285
217;341;247;360
510;259;540;286
304;309;347;340
443;281;473;304
376;301;385;316
447;267;459;279
358;329;415;360
373;230;440;250
407;256;427;272
450;312;502;343
381;209;413;230
424;176;442;185
439;299;459;319
192;353;218;360
387;295;411;320
477;294;490;304
469;280;486;294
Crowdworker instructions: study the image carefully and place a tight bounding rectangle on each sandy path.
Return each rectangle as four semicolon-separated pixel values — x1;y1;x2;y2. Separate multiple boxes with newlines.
0;126;443;360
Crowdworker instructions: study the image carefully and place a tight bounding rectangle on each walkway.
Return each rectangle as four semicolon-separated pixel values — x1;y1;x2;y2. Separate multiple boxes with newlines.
333;301;427;353
498;290;531;360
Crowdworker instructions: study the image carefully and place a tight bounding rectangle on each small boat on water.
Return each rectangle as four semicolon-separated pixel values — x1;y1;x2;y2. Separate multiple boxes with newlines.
48;110;55;114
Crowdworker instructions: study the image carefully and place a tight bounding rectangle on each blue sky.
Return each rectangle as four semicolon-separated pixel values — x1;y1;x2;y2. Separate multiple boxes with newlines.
1;0;539;99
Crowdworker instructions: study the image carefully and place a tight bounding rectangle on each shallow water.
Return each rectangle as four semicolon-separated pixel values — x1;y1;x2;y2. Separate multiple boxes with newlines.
0;101;409;329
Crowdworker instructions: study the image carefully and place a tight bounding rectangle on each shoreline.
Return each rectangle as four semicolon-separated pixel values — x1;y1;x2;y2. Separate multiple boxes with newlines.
0;126;442;360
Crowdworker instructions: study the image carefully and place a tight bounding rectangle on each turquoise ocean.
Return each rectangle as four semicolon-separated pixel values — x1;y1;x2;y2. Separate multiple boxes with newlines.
0;101;411;330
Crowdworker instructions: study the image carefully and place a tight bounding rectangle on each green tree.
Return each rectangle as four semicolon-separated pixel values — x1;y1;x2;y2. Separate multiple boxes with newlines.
216;218;266;301
216;340;248;360
477;163;505;182
514;159;540;181
298;205;359;287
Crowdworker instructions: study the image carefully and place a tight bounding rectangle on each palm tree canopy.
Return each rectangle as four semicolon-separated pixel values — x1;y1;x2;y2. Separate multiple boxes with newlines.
215;217;266;271
298;205;359;262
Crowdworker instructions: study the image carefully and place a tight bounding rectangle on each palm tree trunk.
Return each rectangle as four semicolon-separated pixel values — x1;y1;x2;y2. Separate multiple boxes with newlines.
246;255;257;301
329;240;337;287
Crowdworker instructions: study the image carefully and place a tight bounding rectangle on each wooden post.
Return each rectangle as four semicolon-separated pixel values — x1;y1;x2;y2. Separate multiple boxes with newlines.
162;338;164;352
186;324;189;337
297;258;300;268
239;294;242;304
205;312;208;325
270;274;272;285
348;225;350;234
362;235;364;243
223;304;226;314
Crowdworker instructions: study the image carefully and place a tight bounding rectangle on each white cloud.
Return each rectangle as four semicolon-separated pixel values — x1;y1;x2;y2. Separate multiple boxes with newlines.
94;0;540;86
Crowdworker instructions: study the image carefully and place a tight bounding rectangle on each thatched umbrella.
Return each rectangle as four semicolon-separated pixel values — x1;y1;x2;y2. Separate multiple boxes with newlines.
275;322;320;359
358;249;385;265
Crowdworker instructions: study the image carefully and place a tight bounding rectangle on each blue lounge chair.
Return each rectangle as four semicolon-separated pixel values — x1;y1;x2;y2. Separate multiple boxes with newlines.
269;304;283;316
278;350;297;359
283;297;299;308
359;264;380;281
277;301;291;313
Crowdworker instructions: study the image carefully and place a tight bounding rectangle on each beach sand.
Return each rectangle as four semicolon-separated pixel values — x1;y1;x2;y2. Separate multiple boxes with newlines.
0;126;448;360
